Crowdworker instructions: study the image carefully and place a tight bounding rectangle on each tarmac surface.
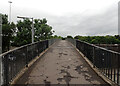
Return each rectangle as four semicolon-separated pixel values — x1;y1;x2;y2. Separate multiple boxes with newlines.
16;40;109;85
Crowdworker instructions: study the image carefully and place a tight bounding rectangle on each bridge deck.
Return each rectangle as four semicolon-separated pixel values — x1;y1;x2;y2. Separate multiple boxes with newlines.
16;40;109;85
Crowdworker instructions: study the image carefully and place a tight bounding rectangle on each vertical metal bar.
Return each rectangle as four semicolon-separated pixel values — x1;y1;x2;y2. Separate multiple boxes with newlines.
117;54;119;85
8;1;12;23
103;50;105;74
108;52;110;78
118;2;120;36
118;44;120;53
46;40;48;48
0;14;3;86
31;18;34;43
106;51;108;77
105;51;107;76
43;41;44;50
42;41;44;51
111;53;113;80
0;16;1;53
10;52;13;83
26;46;28;67
93;47;95;68
5;55;9;85
101;50;103;72
0;56;3;86
114;67;116;82
37;42;39;56
114;54;116;82
98;48;100;69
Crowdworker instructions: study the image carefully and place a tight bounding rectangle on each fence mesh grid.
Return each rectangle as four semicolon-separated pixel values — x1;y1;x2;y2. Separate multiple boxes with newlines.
67;39;120;85
1;39;59;85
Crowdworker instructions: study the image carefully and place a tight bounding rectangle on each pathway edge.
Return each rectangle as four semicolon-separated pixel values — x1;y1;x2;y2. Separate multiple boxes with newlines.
10;41;58;85
68;41;118;86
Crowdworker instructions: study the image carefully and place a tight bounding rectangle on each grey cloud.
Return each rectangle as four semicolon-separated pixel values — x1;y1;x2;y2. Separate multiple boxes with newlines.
12;4;118;37
48;5;118;37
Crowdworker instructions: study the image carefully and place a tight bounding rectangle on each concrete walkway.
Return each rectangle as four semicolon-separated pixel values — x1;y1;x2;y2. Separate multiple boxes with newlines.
17;40;109;85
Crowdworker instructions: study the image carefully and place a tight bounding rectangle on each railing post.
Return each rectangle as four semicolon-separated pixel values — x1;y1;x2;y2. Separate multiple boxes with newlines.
46;40;48;48
119;44;120;53
4;55;9;85
0;13;3;86
117;54;119;85
37;42;39;56
26;46;28;67
93;47;95;68
0;56;3;86
74;39;76;47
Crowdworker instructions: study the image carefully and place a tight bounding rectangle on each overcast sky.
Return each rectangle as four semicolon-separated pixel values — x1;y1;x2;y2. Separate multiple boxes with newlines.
0;0;119;37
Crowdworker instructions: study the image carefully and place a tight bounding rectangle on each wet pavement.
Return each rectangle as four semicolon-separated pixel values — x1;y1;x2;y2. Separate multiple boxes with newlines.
17;40;109;85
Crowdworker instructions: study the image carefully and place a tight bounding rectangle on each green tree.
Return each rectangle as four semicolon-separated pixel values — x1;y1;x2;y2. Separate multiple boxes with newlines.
74;35;79;39
52;35;62;39
34;18;54;41
67;35;73;39
12;18;54;46
91;39;99;44
12;19;32;46
2;14;15;52
74;35;120;44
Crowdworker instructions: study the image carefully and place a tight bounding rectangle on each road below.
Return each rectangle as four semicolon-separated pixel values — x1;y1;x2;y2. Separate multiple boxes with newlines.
16;40;109;85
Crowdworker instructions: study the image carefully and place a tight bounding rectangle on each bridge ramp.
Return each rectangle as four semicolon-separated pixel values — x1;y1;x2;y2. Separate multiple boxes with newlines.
16;40;109;85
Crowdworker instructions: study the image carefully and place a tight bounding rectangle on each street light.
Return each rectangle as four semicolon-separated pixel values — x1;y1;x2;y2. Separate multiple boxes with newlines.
17;16;34;43
8;1;12;23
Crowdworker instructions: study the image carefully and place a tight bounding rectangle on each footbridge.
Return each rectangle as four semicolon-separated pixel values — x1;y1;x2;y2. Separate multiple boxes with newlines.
0;39;120;86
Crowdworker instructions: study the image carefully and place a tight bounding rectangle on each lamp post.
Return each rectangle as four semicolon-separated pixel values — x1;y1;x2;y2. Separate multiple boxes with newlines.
8;1;12;23
0;14;3;86
17;16;34;43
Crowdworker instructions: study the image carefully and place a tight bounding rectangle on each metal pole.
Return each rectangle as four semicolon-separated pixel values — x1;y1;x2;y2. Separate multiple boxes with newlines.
119;2;120;36
8;1;12;23
93;47;95;68
32;18;34;43
118;44;120;53
0;14;3;86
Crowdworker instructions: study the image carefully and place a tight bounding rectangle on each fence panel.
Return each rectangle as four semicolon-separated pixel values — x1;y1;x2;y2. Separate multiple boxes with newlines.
1;39;58;85
67;39;120;85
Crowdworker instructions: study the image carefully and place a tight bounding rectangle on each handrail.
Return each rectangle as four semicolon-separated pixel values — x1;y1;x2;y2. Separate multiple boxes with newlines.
67;38;120;85
77;39;120;55
0;40;47;57
0;39;59;85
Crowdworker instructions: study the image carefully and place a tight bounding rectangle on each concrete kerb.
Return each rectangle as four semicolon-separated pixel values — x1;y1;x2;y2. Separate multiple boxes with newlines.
10;41;58;85
67;41;118;86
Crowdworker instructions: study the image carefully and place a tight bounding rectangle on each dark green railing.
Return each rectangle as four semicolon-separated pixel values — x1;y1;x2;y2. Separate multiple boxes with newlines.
0;39;59;86
67;38;120;86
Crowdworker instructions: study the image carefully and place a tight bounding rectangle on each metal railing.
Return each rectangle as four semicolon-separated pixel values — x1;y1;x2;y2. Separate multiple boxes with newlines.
67;39;120;85
66;38;76;46
0;39;59;85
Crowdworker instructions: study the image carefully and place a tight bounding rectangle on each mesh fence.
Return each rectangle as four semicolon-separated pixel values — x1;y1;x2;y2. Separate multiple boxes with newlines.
0;39;58;85
67;39;120;85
